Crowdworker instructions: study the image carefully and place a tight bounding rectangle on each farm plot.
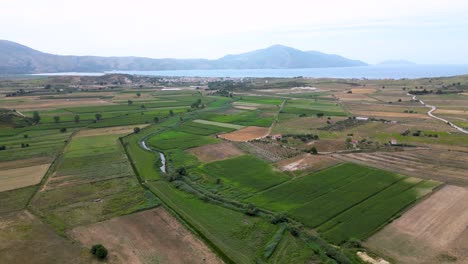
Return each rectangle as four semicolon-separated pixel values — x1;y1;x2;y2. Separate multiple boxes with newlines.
236;95;283;106
367;185;468;264
335;149;468;187
218;126;269;142
282;99;346;117
175;121;235;135
246;163;440;243
195;155;289;197
200;110;274;127
0;163;50;192
0;210;97;264
147;131;220;151
70;207;222;264
193;119;245;129
46;133;134;189
187;142;244;162
235;141;302;162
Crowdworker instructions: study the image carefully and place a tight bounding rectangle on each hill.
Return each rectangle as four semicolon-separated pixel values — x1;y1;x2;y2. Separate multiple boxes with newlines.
0;40;367;74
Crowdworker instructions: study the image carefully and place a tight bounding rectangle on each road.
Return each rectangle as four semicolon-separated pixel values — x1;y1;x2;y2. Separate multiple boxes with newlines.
408;93;468;134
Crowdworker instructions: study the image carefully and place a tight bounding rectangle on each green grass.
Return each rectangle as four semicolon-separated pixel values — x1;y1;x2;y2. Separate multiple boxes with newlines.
196;155;289;197
147;131;220;150
282;99;346;117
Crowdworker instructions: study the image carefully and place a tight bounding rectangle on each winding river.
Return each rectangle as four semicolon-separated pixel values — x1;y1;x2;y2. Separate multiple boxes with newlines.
141;140;166;173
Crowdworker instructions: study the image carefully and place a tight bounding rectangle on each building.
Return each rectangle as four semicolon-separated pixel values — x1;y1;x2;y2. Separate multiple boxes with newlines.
272;134;282;140
390;139;398;145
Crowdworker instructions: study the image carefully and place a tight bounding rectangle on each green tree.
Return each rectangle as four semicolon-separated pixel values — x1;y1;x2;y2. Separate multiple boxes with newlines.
169;110;174;116
74;115;80;123
53;116;60;123
91;244;108;259
133;127;141;133
153;117;160;123
316;113;324;118
95;113;102;121
128;100;133;105
32;111;41;123
136;92;141;97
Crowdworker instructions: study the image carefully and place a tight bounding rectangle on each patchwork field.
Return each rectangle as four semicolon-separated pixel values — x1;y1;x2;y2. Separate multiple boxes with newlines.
218;126;269;141
247;163;440;244
367;185;468;264
70;207;222;264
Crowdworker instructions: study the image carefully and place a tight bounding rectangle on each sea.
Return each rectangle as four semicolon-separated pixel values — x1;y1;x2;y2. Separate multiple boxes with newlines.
32;64;468;79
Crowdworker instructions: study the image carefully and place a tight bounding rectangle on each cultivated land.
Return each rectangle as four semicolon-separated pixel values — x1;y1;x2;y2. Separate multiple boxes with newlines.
1;74;468;263
70;207;222;264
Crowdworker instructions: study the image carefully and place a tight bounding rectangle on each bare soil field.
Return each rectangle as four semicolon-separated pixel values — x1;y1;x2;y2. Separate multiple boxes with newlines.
275;153;340;172
218;126;269;142
308;139;347;153
351;110;430;119
75;124;150;138
187;142;244;162
367;185;468;264
0;210;95;264
434;109;468;115
0;163;50;192
351;88;377;94
335;150;468;186
70;207;222;264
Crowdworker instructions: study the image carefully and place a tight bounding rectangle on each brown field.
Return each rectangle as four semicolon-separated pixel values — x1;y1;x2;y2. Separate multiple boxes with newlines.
218;126;269;142
75;124;150;138
434;109;468;115
187;142;244;162
0;210;96;264
351;88;377;94
307;139;347;153
235;141;302;162
351;110;430;119
276;153;340;172
334;150;468;187
0;163;50;192
367;185;468;264
70;207;222;264
335;93;378;102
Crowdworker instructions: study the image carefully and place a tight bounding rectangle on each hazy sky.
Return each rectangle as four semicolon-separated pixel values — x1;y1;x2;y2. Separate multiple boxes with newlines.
1;0;468;64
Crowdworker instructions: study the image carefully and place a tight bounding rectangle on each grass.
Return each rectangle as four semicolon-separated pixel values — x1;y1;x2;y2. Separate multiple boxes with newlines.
0;186;37;214
147;131;220;150
237;96;283;105
196;155;289;197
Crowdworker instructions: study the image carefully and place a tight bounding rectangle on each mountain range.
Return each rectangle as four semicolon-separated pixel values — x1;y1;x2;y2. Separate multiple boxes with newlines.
0;40;367;74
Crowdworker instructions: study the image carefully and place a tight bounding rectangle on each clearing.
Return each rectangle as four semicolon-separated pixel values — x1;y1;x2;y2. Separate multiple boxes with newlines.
70;207;222;264
367;185;468;264
187;142;244;163
218;126;269;142
276;153;340;172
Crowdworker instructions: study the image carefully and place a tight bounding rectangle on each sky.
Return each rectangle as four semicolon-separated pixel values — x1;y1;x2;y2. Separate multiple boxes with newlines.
1;0;468;64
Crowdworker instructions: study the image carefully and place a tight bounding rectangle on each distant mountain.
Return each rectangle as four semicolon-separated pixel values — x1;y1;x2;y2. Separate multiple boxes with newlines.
378;60;416;66
0;40;367;74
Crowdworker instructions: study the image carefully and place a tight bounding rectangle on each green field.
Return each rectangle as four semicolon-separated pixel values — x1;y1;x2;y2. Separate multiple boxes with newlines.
237;95;284;105
147;131;220;150
196;155;290;198
200;109;274;127
175;121;235;135
247;163;439;244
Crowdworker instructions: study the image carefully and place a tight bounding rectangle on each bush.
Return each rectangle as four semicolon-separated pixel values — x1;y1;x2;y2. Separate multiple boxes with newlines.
60;128;67;133
270;213;288;224
0;145;6;151
133;127;141;133
90;244;108;259
245;204;259;216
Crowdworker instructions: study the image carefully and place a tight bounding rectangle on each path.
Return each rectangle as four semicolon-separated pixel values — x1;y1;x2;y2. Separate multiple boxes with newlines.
408;93;468;134
266;99;286;137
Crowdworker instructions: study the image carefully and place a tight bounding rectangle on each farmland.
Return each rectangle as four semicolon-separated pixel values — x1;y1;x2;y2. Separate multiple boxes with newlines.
1;74;468;263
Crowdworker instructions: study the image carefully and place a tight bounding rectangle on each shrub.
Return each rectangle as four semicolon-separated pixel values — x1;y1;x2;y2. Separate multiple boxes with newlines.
60;128;67;133
245;204;259;216
90;244;108;259
270;213;288;224
0;145;6;151
133;127;141;133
